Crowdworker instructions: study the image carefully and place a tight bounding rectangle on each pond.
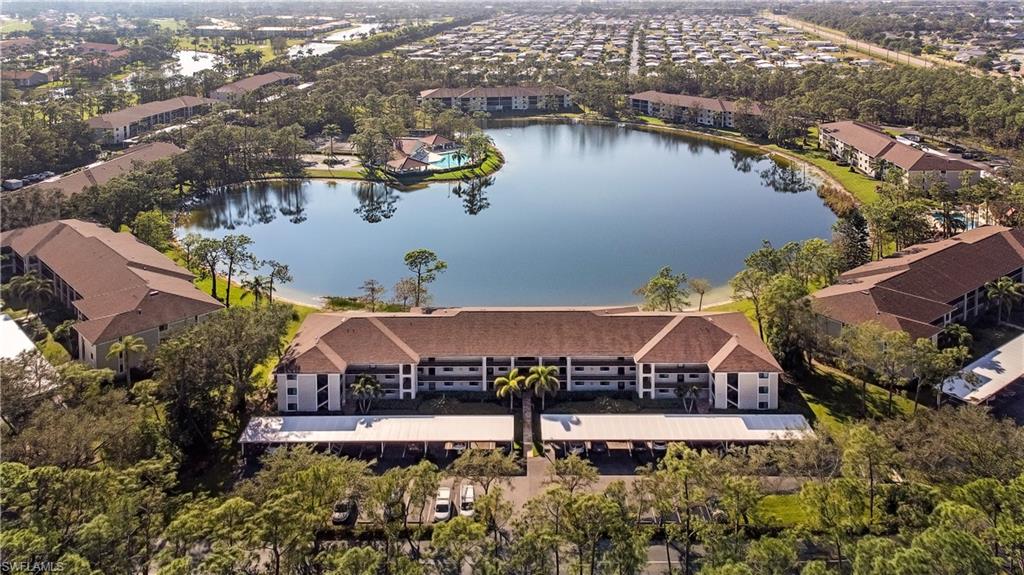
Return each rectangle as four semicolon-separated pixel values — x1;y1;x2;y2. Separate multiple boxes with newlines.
322;23;381;42
181;122;836;306
167;50;223;76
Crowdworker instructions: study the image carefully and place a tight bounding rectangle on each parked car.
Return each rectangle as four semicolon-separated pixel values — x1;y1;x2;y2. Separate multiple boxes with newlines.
947;145;965;153
331;499;355;525
406;442;424;458
459;484;476;517
450;442;468;456
434;487;453;522
652;440;669;453
2;179;24;190
566;441;586;457
590;441;609;457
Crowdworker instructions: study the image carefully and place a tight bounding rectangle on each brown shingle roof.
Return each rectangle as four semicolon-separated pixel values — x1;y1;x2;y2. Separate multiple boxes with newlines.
420;86;570;99
629;91;764;115
819;120;976;172
19;142;183;199
812;226;1024;338
1;220;223;344
87;96;216;129
279;308;781;374
212;71;300;96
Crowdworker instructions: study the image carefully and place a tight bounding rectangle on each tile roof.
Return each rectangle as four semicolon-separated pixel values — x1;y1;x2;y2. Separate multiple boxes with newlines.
19;142;183;198
1;220;223;344
86;96;216;129
812;226;1024;338
279;308;781;374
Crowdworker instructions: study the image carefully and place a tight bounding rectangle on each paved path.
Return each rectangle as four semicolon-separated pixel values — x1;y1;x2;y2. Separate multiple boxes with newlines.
629;29;641;76
764;12;955;70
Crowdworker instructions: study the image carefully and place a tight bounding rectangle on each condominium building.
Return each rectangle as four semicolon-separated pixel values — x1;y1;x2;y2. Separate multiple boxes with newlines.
87;96;217;144
812;225;1024;341
1;220;223;373
18;142;183;199
818;120;980;190
274;307;783;413
210;71;302;101
418;86;573;113
628;91;763;129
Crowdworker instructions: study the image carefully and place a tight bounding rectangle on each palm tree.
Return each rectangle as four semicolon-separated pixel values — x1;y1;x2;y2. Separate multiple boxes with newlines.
690;278;712;311
106;335;148;385
6;272;53;315
526;365;560;410
323;123;340;158
451;148;469;168
942;323;973;350
241;275;270;305
494;368;525;412
351;373;383;414
53;319;76;350
986;276;1023;324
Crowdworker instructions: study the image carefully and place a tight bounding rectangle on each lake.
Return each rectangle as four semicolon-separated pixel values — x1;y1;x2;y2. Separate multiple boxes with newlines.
181;122;836;306
167;50;223;76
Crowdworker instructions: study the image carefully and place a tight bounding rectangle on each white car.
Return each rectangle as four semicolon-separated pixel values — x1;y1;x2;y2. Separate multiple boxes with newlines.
459;484;476;517
434;487;453;522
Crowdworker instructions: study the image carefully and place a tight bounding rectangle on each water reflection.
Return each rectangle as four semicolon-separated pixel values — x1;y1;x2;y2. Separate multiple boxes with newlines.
449;177;494;216
353;182;399;223
757;162;814;194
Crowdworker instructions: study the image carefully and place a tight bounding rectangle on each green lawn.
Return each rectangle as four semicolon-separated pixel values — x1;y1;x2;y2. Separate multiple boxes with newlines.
152;18;185;32
767;128;881;205
0;19;32;33
792;363;916;433
757;493;808;528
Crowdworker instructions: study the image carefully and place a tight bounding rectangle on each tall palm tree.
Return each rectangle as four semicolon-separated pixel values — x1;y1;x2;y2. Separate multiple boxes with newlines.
7;272;54;315
526;365;560;410
106;335;148;385
986;276;1023;324
351;373;383;414
241;275;270;305
942;323;973;351
494;368;525;412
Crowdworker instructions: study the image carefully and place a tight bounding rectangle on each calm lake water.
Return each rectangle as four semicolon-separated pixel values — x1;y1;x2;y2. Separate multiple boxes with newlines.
181;122;836;306
168;50;223;76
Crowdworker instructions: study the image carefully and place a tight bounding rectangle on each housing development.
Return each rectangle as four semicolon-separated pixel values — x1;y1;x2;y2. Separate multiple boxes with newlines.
2;1;1023;573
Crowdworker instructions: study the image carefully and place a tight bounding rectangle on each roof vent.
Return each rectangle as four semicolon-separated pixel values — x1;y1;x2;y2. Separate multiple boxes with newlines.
148;290;160;297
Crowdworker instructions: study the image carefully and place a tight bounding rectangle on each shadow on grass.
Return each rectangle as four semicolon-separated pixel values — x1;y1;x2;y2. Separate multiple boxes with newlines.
785;363;912;432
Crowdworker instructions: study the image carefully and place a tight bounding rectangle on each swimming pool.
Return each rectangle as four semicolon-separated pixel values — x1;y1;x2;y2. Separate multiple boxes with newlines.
429;150;472;170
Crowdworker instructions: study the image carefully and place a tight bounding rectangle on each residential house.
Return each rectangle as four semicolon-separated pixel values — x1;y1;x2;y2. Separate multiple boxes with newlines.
628;91;763;129
274;307;783;411
818;120;980;190
17;142;183;199
418;86;573;113
87;96;216;144
1;220;224;373
210;71;301;101
811;225;1024;341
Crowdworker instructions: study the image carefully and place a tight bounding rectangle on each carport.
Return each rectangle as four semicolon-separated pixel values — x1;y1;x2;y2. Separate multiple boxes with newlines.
943;331;1024;405
240;414;515;456
540;413;812;453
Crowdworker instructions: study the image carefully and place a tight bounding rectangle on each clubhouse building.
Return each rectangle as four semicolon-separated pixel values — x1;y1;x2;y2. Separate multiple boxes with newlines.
1;220;223;373
274;307;783;412
812;226;1024;341
818;120;980;190
628;91;763;129
418;86;573;113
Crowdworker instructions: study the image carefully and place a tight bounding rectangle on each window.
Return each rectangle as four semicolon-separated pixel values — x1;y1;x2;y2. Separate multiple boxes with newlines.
758;385;770;394
286;374;297;381
159;324;168;332
758;401;769;410
286;387;297;396
443;367;453;372
287;402;298;411
600;366;610;372
758;372;770;379
574;366;584;372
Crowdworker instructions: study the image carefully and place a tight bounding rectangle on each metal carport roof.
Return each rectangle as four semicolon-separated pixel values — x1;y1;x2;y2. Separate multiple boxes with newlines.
240;415;515;444
540;413;812;443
